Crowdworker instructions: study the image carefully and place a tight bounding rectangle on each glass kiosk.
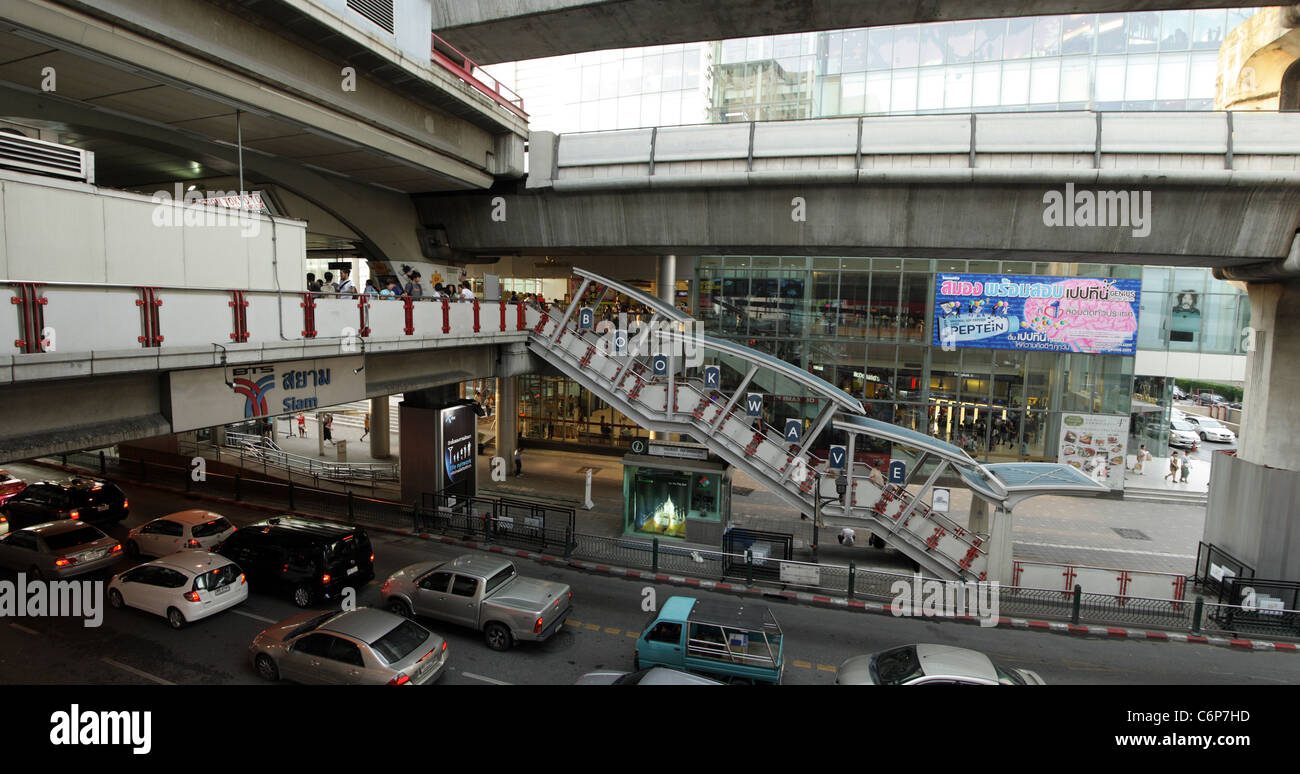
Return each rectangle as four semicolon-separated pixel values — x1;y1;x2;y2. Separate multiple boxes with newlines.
622;441;732;546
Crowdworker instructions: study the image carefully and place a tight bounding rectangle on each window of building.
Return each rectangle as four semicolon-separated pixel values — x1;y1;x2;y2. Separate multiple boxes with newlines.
892;25;920;68
1160;10;1191;51
867;27;893;70
1033;17;1062;57
919;24;947;66
1004;18;1033;59
1061;14;1095;56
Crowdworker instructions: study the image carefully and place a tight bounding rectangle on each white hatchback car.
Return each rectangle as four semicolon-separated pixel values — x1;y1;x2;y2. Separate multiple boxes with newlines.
126;510;235;558
108;551;248;629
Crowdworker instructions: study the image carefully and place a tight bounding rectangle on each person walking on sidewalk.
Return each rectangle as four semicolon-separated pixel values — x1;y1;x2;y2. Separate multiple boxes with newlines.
297;412;306;438
1165;451;1179;482
323;413;334;446
513;446;522;477
360;411;371;442
1179;454;1191;484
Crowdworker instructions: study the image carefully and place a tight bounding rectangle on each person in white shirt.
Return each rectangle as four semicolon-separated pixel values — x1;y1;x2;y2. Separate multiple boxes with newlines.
458;281;475;301
837;527;856;546
335;267;356;295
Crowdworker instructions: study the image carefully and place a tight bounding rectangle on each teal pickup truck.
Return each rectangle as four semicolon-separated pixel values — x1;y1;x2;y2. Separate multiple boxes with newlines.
634;596;784;684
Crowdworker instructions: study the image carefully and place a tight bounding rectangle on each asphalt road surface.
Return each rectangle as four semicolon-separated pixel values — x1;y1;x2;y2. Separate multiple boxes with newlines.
0;462;1295;686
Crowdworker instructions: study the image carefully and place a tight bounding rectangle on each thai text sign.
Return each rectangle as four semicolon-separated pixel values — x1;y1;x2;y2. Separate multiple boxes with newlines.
933;274;1140;354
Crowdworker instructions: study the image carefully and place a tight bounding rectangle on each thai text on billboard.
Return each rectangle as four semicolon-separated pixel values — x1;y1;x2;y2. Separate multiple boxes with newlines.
933;274;1140;354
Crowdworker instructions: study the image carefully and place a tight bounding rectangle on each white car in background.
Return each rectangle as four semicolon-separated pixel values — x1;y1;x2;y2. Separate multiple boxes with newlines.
1183;416;1236;443
125;510;235;558
837;644;1045;685
108;551;248;629
1169;421;1201;450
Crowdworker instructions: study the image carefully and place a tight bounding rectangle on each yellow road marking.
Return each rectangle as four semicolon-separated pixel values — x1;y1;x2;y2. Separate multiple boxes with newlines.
585;623;601;631
565;620;581;628
605;627;621;635
792;660;812;669
817;664;837;673
627;631;639;638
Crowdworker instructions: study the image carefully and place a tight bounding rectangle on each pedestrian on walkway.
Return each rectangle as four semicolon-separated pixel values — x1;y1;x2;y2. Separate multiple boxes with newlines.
361;411;371;442
1130;444;1150;474
1179;454;1191;484
323;271;334;293
1165;451;1179;482
323;413;334;446
513;446;522;476
837;527;856;546
336;267;356;295
297;412;306;437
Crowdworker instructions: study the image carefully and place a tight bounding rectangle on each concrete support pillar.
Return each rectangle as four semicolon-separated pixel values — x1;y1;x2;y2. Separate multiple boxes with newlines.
653;255;676;441
968;498;1012;584
399;384;461;503
369;396;390;460
1202;278;1300;578
496;375;518;477
1237;280;1300;469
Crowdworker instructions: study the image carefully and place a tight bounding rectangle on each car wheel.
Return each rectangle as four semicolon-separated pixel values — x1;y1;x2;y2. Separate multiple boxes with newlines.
388;598;413;618
254;654;280;682
292;585;313;608
28;566;42;582
484;622;513;652
125;540;140;559
108;589;124;609
1199;432;1207;441
166;607;185;630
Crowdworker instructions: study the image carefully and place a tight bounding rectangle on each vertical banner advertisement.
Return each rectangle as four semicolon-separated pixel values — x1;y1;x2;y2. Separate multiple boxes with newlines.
1058;413;1130;491
439;404;477;498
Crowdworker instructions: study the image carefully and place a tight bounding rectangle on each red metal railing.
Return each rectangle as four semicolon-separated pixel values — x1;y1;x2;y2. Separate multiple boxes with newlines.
431;32;527;119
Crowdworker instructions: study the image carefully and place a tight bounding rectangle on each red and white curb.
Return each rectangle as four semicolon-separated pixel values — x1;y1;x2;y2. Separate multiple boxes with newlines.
36;459;1300;655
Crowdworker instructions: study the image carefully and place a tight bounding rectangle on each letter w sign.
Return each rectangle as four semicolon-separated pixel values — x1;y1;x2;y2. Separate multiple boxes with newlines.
746;393;763;416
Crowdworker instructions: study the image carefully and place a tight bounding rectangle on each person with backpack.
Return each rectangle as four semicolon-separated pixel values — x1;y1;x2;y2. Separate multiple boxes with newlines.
405;271;423;299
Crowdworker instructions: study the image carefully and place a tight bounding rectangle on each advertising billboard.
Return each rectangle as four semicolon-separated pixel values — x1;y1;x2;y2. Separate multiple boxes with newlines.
933;274;1140;354
438;404;477;497
1057;412;1130;491
167;356;365;432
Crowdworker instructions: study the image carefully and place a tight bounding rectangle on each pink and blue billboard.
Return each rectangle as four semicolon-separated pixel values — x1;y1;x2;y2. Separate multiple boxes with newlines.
933;274;1141;355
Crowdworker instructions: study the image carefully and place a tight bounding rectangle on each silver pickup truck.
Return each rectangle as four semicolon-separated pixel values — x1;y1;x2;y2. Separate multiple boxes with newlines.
381;554;572;651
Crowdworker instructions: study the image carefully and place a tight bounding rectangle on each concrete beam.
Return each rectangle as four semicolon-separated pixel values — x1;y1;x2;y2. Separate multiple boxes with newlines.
425;183;1300;266
432;0;1262;64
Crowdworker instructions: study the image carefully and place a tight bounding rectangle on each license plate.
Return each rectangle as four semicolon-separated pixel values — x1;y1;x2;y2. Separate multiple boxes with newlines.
96;504;110;511
85;549;106;561
214;585;231;596
346;566;358;575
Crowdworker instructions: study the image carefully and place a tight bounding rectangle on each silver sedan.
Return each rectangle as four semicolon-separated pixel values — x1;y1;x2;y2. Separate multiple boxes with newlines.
0;521;122;579
249;607;448;685
837;643;1045;685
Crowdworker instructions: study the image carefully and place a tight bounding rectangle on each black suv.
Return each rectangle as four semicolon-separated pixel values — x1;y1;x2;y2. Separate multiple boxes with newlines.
216;516;374;607
0;478;129;532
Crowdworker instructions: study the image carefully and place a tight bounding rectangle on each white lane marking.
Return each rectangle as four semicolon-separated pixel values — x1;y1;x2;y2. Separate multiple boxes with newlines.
102;657;175;685
1014;541;1195;559
462;671;512;685
9;623;38;635
232;609;278;624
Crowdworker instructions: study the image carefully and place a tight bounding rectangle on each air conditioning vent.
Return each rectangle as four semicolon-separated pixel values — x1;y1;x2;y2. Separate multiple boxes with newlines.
0;133;93;183
347;0;394;34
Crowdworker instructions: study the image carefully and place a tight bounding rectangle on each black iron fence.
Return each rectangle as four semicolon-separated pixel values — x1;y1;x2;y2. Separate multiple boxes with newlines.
1194;541;1255;597
38;450;1300;642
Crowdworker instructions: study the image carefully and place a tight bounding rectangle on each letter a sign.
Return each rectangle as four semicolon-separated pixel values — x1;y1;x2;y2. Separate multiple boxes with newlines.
746;393;763;417
784;420;802;443
579;308;594;330
828;445;846;469
703;365;720;389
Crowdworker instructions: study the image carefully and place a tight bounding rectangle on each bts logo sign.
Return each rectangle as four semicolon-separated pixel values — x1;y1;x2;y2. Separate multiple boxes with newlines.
578;308;594;330
746;393;763;417
784;420;802;443
888;460;907;484
652;355;668;375
828;445;847;469
703;366;720;389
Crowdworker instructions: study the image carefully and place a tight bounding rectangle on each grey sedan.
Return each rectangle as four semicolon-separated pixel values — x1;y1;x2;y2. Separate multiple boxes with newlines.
837;643;1045;685
576;667;722;685
250;607;448;685
0;521;123;579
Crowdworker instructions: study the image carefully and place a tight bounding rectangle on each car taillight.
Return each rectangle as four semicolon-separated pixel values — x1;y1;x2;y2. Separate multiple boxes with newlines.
122;499;128;509
68;510;80;520
240;573;246;584
110;543;122;553
387;674;410;685
321;574;331;585
370;554;375;563
184;591;201;602
54;557;75;567
442;640;447;652
534;617;544;634
186;539;200;548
